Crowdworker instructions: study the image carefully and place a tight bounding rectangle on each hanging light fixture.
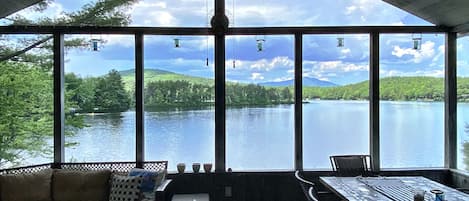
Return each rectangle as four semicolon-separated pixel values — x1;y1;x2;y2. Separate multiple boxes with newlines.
256;36;265;52
412;33;422;50
337;36;345;47
174;38;181;48
89;37;103;51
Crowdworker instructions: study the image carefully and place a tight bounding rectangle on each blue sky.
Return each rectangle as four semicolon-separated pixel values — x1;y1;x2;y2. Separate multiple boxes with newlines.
6;0;469;85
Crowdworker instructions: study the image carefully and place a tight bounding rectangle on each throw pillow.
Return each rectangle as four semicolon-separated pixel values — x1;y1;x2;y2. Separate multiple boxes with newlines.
109;174;143;201
128;168;166;192
0;168;53;201
52;169;111;201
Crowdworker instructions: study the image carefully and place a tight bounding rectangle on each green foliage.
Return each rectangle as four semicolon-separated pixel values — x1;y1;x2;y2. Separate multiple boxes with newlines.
64;70;131;113
94;70;130;112
0;0;139;167
0;62;53;166
226;83;293;105
145;80;213;107
303;76;458;101
121;69;214;92
143;80;293;107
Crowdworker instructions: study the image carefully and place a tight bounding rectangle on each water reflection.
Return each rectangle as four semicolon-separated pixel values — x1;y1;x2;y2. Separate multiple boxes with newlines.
48;101;469;170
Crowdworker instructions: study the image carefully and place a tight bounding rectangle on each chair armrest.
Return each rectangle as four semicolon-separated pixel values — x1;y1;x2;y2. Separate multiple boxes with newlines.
157;179;173;191
155;179;173;201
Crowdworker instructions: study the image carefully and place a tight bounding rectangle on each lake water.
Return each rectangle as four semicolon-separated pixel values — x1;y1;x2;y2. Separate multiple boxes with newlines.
39;101;469;171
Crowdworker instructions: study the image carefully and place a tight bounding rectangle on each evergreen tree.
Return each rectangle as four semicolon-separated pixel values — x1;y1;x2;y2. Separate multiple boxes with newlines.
94;70;130;112
0;62;53;166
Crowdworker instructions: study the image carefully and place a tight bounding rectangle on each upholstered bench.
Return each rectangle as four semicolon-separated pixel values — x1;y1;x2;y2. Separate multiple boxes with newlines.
0;161;171;201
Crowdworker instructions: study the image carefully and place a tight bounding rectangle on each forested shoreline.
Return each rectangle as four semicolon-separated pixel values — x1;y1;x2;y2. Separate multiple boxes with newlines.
66;71;295;113
64;69;469;114
304;76;469;102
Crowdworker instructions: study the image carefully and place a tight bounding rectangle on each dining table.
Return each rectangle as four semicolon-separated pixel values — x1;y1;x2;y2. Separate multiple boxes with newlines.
319;176;469;201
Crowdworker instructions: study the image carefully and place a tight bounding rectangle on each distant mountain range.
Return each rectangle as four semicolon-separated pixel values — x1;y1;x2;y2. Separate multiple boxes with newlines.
119;68;337;90
259;77;338;87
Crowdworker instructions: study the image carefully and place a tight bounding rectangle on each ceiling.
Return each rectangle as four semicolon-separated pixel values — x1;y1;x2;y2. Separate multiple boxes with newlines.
1;0;469;33
0;0;43;19
383;0;469;33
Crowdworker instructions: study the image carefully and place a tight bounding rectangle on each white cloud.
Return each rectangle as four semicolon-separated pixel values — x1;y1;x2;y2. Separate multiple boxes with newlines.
127;0;211;27
341;48;351;54
345;6;357;15
273;76;293;82
250;59;269;70
302;60;368;82
249;56;294;71
271;56;294;68
102;35;134;47
305;61;368;73
152;12;177;26
391;41;435;63
433;45;445;62
250;72;264;80
128;1;177;26
380;69;444;77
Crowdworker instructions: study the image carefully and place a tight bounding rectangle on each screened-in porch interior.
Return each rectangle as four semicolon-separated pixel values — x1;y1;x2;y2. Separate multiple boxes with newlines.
1;0;469;200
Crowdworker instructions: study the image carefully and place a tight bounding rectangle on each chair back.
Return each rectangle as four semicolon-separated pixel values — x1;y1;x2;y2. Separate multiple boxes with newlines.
330;155;370;177
295;170;320;201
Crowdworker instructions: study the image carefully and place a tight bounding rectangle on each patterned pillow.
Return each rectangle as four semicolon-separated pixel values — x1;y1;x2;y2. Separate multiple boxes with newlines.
128;168;166;192
109;174;143;201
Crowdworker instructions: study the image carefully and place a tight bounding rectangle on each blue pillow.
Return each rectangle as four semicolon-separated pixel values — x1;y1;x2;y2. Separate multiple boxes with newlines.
128;168;160;192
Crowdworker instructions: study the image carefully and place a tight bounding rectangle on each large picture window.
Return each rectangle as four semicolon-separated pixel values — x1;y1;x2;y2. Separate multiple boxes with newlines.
225;35;295;171
64;34;136;162
302;34;370;169
144;36;215;171
379;34;445;168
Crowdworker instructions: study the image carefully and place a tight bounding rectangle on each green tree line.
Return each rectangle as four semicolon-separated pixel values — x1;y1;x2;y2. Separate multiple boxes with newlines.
144;81;293;107
226;83;293;105
66;70;130;113
69;74;294;110
304;76;469;102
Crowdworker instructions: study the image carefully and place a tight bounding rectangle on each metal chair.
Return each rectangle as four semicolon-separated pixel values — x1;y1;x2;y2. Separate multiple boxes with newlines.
330;155;371;177
308;187;319;201
295;170;320;201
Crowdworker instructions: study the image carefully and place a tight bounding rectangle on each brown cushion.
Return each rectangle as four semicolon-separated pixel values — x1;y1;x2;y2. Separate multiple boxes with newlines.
0;169;53;201
52;169;111;201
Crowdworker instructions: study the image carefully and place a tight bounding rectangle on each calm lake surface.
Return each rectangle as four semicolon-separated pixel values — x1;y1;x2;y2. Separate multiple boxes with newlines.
53;101;469;170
